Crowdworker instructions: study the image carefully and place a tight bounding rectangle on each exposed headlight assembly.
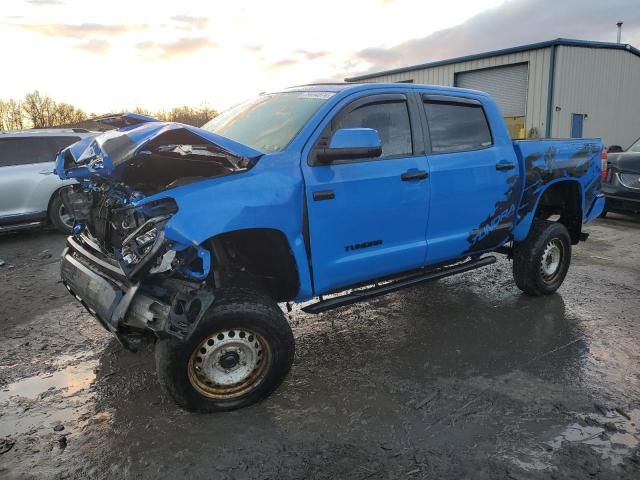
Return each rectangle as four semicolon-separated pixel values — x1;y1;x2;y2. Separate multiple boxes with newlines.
121;226;159;265
116;198;179;278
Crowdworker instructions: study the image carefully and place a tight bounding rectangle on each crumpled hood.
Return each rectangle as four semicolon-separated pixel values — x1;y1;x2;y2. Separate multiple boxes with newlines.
55;116;263;180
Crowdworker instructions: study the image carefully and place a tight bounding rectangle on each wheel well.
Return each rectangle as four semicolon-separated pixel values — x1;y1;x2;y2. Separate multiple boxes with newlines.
46;187;66;221
206;229;299;302
535;181;582;244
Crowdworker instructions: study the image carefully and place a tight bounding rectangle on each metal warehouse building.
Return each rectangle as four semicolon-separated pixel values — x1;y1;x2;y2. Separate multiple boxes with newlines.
346;38;640;148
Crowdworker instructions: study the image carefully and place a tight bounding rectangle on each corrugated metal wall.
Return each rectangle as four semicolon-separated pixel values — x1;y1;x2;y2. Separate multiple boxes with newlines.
552;46;640;147
455;63;529;116
359;48;552;137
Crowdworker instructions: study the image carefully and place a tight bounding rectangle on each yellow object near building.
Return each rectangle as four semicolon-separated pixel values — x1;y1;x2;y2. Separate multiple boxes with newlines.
504;116;526;139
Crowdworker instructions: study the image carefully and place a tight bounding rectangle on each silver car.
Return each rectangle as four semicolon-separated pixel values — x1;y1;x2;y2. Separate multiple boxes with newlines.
0;128;93;234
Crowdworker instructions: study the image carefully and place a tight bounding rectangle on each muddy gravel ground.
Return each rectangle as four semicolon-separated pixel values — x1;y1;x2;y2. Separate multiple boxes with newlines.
0;216;639;480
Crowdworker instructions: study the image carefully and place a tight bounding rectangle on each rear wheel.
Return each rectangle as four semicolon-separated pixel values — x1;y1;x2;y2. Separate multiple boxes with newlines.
513;219;572;296
48;192;74;234
155;288;294;412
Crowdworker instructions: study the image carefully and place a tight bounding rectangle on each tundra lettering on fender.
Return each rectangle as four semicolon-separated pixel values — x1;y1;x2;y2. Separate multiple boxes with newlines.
345;239;383;252
56;84;605;412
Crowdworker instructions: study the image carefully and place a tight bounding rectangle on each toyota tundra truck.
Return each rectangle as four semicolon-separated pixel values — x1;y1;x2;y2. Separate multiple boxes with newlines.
55;83;605;412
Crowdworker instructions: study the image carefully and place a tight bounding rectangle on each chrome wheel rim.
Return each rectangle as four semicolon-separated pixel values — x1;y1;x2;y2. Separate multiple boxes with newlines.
58;203;74;228
188;329;271;400
540;238;564;282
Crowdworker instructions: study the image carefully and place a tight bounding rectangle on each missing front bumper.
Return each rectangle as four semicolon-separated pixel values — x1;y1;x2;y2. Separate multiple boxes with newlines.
61;251;126;332
61;241;214;342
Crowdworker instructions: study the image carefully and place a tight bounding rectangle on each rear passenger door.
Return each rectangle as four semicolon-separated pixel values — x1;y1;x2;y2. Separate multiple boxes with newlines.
421;94;520;264
302;93;430;294
0;136;78;221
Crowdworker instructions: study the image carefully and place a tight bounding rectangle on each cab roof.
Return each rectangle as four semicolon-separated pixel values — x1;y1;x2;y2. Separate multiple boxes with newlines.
283;82;490;99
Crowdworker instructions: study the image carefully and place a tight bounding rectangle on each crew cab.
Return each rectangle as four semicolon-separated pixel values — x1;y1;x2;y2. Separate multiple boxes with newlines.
55;83;605;412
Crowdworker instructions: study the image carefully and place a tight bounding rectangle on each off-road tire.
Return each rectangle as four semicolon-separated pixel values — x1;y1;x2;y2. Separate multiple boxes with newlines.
513;219;572;296
48;192;73;234
155;288;294;412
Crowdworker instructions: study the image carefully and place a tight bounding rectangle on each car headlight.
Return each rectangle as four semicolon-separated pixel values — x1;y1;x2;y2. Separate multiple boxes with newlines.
618;172;640;190
122;227;158;265
118;216;168;276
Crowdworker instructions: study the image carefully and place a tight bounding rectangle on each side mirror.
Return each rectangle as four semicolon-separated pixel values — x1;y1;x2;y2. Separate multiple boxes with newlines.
607;145;623;153
316;128;382;163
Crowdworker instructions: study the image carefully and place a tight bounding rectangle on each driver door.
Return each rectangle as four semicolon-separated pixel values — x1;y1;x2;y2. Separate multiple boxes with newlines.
301;93;430;294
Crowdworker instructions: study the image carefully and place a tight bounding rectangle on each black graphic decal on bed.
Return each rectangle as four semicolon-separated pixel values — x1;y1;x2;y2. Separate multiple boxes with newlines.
464;143;600;253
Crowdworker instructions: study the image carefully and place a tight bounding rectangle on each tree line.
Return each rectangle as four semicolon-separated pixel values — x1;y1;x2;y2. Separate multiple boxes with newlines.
0;91;219;131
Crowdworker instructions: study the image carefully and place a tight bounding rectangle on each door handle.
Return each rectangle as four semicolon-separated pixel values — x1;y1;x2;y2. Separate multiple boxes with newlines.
496;162;516;171
313;190;335;201
401;170;428;181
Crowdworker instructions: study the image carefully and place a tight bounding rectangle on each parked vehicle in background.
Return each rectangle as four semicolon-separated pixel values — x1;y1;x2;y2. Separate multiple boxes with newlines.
55;83;605;412
0;129;95;234
602;137;640;216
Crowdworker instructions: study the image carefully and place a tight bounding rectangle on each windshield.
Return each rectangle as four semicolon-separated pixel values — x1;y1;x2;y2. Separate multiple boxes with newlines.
202;91;334;153
628;137;640;153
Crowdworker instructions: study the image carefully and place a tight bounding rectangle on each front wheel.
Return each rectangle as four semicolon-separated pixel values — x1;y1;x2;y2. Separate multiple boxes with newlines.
512;219;572;296
155;288;294;412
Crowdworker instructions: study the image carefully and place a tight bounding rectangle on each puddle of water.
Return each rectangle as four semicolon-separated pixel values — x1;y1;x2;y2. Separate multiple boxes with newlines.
510;409;640;472
0;361;97;403
0;401;91;438
548;409;640;465
0;354;101;437
51;351;96;368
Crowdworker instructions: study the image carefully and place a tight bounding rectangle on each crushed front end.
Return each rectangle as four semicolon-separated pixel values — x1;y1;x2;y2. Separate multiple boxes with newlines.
55;118;262;349
60;184;214;349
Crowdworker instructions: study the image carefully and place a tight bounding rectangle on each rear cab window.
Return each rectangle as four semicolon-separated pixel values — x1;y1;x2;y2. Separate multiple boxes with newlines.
0;136;80;167
423;95;493;154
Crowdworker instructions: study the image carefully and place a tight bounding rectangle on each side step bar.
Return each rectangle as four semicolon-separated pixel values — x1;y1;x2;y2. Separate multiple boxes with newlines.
302;255;496;314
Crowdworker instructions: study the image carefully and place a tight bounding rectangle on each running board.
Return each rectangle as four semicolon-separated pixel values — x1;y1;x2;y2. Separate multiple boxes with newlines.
302;255;497;314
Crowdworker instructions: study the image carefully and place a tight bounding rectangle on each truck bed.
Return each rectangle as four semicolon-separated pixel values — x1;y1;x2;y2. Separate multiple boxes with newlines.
512;138;604;230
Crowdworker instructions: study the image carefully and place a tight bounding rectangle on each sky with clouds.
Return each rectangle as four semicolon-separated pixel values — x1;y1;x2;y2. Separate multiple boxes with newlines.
2;0;638;114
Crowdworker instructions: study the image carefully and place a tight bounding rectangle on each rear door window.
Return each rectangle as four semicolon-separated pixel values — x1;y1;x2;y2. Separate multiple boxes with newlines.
423;100;492;154
0;136;80;167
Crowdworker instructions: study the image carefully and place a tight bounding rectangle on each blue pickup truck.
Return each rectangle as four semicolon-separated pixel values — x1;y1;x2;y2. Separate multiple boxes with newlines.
56;83;605;412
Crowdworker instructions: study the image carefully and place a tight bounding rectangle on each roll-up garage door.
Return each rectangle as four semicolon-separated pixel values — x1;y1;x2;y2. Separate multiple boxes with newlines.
455;63;528;117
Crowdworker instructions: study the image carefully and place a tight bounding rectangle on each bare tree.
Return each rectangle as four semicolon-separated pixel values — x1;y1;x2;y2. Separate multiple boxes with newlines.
132;106;153;117
54;102;87;125
131;105;218;126
20;91;88;128
21;90;48;128
1;91;217;131
0;99;25;131
164;105;218;126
